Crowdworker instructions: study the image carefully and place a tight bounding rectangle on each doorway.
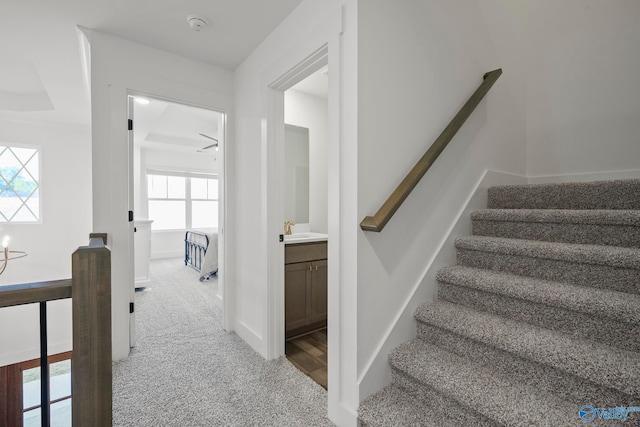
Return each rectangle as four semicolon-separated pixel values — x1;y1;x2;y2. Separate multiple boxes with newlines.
128;95;226;346
282;67;329;389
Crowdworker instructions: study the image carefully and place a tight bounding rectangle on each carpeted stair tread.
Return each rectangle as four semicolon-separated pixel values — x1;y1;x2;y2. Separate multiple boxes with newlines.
487;179;640;210
455;235;640;269
415;321;638;406
436;265;640;324
414;301;640;396
358;384;465;427
389;338;579;426
471;208;640;247
471;208;640;226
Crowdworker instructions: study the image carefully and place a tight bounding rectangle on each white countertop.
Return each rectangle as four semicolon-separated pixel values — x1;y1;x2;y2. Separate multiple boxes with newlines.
284;232;328;244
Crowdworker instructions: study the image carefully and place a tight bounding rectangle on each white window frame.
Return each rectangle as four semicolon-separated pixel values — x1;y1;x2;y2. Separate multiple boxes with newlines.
146;169;218;231
0;143;42;224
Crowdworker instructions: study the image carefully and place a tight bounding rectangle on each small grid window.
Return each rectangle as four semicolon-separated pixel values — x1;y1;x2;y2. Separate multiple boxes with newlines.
0;145;40;222
23;358;71;426
147;171;218;230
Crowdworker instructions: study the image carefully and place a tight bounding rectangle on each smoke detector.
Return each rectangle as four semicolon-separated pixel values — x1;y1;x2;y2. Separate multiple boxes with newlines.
187;15;208;32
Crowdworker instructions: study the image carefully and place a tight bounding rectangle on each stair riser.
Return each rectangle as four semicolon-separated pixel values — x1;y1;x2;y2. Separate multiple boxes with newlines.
472;220;640;248
390;368;498;427
487;180;640;210
438;282;640;353
456;248;640;295
415;322;637;406
358;385;473;427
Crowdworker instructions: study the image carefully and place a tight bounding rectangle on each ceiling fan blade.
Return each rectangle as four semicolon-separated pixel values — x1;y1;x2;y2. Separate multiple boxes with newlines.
199;133;218;142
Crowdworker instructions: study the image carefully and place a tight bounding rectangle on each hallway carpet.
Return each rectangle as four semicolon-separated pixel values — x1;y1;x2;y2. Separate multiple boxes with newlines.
112;259;333;427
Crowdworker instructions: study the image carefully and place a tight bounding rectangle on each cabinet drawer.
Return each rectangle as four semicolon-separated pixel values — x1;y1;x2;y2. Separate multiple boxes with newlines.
285;241;327;264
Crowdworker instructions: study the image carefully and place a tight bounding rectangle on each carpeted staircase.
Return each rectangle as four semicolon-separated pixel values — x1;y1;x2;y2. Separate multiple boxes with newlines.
359;179;640;426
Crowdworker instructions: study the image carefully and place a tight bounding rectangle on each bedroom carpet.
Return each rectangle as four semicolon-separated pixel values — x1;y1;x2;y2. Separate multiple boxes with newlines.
112;259;333;427
359;179;640;427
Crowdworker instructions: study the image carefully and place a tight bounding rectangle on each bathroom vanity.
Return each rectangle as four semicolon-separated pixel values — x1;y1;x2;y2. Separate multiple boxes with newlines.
284;237;327;339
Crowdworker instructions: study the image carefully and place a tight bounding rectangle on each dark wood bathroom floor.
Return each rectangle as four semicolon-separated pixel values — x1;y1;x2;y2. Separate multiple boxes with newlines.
285;329;327;389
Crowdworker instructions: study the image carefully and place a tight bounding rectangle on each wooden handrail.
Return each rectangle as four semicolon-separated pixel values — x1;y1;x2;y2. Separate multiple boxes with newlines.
360;69;503;232
0;279;72;308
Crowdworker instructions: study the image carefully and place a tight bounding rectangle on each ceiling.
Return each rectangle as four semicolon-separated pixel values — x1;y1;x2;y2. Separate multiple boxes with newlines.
0;0;304;130
133;96;221;156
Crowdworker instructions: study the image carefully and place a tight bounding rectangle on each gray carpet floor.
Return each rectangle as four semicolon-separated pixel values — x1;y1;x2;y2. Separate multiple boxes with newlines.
112;258;333;427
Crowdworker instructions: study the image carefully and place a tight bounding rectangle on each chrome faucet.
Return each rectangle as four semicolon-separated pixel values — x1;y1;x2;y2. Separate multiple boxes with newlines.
284;220;295;235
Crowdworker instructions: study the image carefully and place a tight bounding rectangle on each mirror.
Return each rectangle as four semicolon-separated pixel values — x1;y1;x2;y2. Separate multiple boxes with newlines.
284;124;309;224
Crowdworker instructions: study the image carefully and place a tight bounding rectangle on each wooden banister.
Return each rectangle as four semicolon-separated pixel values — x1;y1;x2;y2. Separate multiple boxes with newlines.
360;69;503;232
0;279;71;308
0;234;111;427
71;236;112;426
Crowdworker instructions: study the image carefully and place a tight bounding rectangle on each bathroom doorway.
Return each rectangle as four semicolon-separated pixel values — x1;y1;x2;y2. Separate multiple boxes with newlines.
282;66;329;389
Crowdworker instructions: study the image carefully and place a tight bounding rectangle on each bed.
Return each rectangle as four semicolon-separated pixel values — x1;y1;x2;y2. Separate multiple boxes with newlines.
184;230;218;281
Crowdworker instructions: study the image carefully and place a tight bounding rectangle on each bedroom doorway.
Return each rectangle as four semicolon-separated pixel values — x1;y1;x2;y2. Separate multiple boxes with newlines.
128;94;226;346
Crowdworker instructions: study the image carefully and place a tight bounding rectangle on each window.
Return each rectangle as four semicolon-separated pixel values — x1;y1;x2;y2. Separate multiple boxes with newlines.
147;171;218;230
0;145;40;222
0;351;72;427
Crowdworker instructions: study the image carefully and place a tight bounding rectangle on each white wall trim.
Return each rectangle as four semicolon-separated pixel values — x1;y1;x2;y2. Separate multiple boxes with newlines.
150;250;183;260
234;320;263;354
527;168;640;184
328;401;359;427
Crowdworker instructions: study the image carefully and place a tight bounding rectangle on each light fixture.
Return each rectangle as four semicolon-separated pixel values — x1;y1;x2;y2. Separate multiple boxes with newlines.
134;97;150;105
187;15;209;32
0;236;27;275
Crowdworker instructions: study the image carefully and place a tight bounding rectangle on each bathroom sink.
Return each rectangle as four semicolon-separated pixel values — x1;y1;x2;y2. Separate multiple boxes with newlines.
284;232;328;244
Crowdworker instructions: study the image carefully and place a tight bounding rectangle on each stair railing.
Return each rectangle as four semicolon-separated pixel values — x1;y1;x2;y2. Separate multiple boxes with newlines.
0;233;111;426
360;69;503;232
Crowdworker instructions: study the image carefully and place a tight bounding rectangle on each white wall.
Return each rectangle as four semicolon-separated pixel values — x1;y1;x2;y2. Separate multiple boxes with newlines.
526;0;640;178
354;0;640;404
232;1;357;425
0;119;92;366
285;89;329;233
355;0;528;400
85;29;233;361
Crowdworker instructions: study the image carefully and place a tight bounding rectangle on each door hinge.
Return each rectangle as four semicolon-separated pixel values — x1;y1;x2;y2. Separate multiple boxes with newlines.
129;210;134;222
279;234;284;242
128;119;133;131
130;302;135;313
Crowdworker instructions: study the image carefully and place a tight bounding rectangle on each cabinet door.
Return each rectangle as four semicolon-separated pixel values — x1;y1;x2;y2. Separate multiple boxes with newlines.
309;259;328;324
285;262;311;333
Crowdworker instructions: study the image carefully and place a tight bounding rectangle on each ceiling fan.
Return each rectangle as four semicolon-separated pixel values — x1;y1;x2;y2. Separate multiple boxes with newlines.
197;133;218;152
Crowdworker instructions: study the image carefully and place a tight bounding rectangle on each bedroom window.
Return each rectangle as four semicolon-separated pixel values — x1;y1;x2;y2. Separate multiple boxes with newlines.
0;145;40;222
147;171;218;230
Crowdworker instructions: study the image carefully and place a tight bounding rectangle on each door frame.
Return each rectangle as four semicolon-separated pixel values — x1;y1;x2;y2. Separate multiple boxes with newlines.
265;45;329;359
126;91;229;341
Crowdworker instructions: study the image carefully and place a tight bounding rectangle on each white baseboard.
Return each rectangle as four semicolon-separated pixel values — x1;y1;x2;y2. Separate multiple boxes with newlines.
150;251;183;260
234;320;264;358
528;169;640;184
328;399;359;427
